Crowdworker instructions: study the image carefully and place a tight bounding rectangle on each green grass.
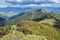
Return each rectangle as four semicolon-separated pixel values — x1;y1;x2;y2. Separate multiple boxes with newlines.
0;20;60;40
0;9;60;40
40;18;56;25
0;30;47;40
6;9;60;26
17;21;60;40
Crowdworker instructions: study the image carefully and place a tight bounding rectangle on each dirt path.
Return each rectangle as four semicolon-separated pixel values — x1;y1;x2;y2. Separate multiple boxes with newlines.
12;30;21;40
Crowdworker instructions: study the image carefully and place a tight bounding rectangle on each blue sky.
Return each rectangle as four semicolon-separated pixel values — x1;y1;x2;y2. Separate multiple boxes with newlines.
0;0;60;8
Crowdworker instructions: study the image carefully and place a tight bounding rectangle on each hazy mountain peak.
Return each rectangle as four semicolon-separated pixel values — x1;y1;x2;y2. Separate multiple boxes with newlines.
36;8;49;13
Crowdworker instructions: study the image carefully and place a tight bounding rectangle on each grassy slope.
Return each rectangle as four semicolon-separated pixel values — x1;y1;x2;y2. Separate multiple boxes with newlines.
40;18;56;25
5;9;53;26
0;20;60;40
0;30;47;40
6;9;60;26
0;9;60;40
17;21;60;40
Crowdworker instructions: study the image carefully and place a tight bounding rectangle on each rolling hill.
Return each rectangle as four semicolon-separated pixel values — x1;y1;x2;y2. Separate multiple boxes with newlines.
5;9;60;26
16;21;60;40
0;20;60;40
0;8;60;40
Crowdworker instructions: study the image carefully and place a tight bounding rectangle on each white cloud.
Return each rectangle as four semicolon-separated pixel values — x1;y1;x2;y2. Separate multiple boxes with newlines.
34;0;45;2
16;0;22;2
0;0;60;8
7;3;54;8
48;0;59;3
34;0;40;2
7;0;23;2
6;0;60;3
40;4;53;7
6;0;16;2
0;4;8;8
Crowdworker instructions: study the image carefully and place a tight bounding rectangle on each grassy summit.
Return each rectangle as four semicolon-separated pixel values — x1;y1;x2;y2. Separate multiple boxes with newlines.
0;20;60;40
17;21;60;40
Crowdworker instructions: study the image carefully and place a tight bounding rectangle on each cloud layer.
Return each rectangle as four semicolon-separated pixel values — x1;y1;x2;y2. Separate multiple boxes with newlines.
0;0;60;8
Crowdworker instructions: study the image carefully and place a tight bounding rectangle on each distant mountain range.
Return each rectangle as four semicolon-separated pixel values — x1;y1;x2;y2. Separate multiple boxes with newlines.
0;7;60;18
0;8;59;26
0;7;60;14
0;7;40;17
0;8;60;26
0;7;60;40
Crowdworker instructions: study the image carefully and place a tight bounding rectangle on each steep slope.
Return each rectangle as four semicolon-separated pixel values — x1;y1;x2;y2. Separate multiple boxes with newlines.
0;17;6;26
16;21;60;40
40;18;56;25
0;27;10;37
0;20;60;40
6;9;60;26
0;31;47;40
53;20;60;29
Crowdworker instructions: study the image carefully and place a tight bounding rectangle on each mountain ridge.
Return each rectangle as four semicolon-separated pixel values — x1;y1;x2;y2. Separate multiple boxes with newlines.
0;8;60;40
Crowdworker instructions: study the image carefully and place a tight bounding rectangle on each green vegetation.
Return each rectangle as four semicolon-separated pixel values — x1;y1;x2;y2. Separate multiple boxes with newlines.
17;21;60;40
0;9;60;40
0;9;60;27
53;20;60;29
0;27;10;37
6;9;60;26
0;31;47;40
40;18;56;25
0;20;60;40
